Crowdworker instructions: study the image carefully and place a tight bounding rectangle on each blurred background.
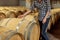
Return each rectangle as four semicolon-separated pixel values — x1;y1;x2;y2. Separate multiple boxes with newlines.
0;0;60;9
0;0;60;40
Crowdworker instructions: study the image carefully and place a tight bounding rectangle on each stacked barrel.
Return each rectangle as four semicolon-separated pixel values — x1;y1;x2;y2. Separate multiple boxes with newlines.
0;7;60;40
47;8;60;39
47;8;60;31
0;7;40;40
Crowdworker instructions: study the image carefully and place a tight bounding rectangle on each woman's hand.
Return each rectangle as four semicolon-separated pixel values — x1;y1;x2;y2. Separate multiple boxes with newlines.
18;15;24;18
42;18;46;24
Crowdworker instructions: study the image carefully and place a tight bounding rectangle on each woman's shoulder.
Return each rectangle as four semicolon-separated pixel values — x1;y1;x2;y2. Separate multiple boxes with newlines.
33;1;37;3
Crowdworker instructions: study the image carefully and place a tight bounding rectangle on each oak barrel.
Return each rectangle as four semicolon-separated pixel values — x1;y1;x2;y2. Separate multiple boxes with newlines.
0;27;24;40
0;15;40;40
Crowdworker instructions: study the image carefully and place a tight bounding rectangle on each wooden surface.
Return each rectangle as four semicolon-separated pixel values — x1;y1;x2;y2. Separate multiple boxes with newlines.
0;27;24;40
0;15;40;40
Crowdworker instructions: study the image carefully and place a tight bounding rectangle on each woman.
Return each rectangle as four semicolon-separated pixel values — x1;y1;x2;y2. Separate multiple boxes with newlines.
21;0;51;40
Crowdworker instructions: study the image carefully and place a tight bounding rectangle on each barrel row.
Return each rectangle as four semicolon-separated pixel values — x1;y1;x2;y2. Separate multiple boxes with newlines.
0;15;40;40
0;9;27;17
0;7;38;21
47;9;60;30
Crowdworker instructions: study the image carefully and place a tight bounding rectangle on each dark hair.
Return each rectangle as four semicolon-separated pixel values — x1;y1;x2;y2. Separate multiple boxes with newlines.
16;11;23;16
23;10;27;13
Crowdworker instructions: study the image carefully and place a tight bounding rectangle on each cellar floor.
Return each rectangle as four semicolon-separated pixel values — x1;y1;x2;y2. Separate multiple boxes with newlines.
47;33;60;40
48;19;60;40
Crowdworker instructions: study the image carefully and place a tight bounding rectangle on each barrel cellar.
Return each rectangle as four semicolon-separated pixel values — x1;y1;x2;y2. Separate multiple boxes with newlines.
0;16;40;40
0;7;60;40
0;7;40;40
48;10;60;39
47;9;60;40
0;0;60;40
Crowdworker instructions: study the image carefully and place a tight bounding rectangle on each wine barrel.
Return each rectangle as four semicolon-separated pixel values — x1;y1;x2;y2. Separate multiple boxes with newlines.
47;9;60;31
46;8;59;30
0;15;40;40
0;12;6;20
0;27;24;40
0;7;28;17
48;12;60;39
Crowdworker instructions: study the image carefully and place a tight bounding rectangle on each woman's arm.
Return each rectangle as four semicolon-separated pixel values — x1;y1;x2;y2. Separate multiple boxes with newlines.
23;1;36;17
23;10;31;16
42;0;51;24
45;0;51;19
